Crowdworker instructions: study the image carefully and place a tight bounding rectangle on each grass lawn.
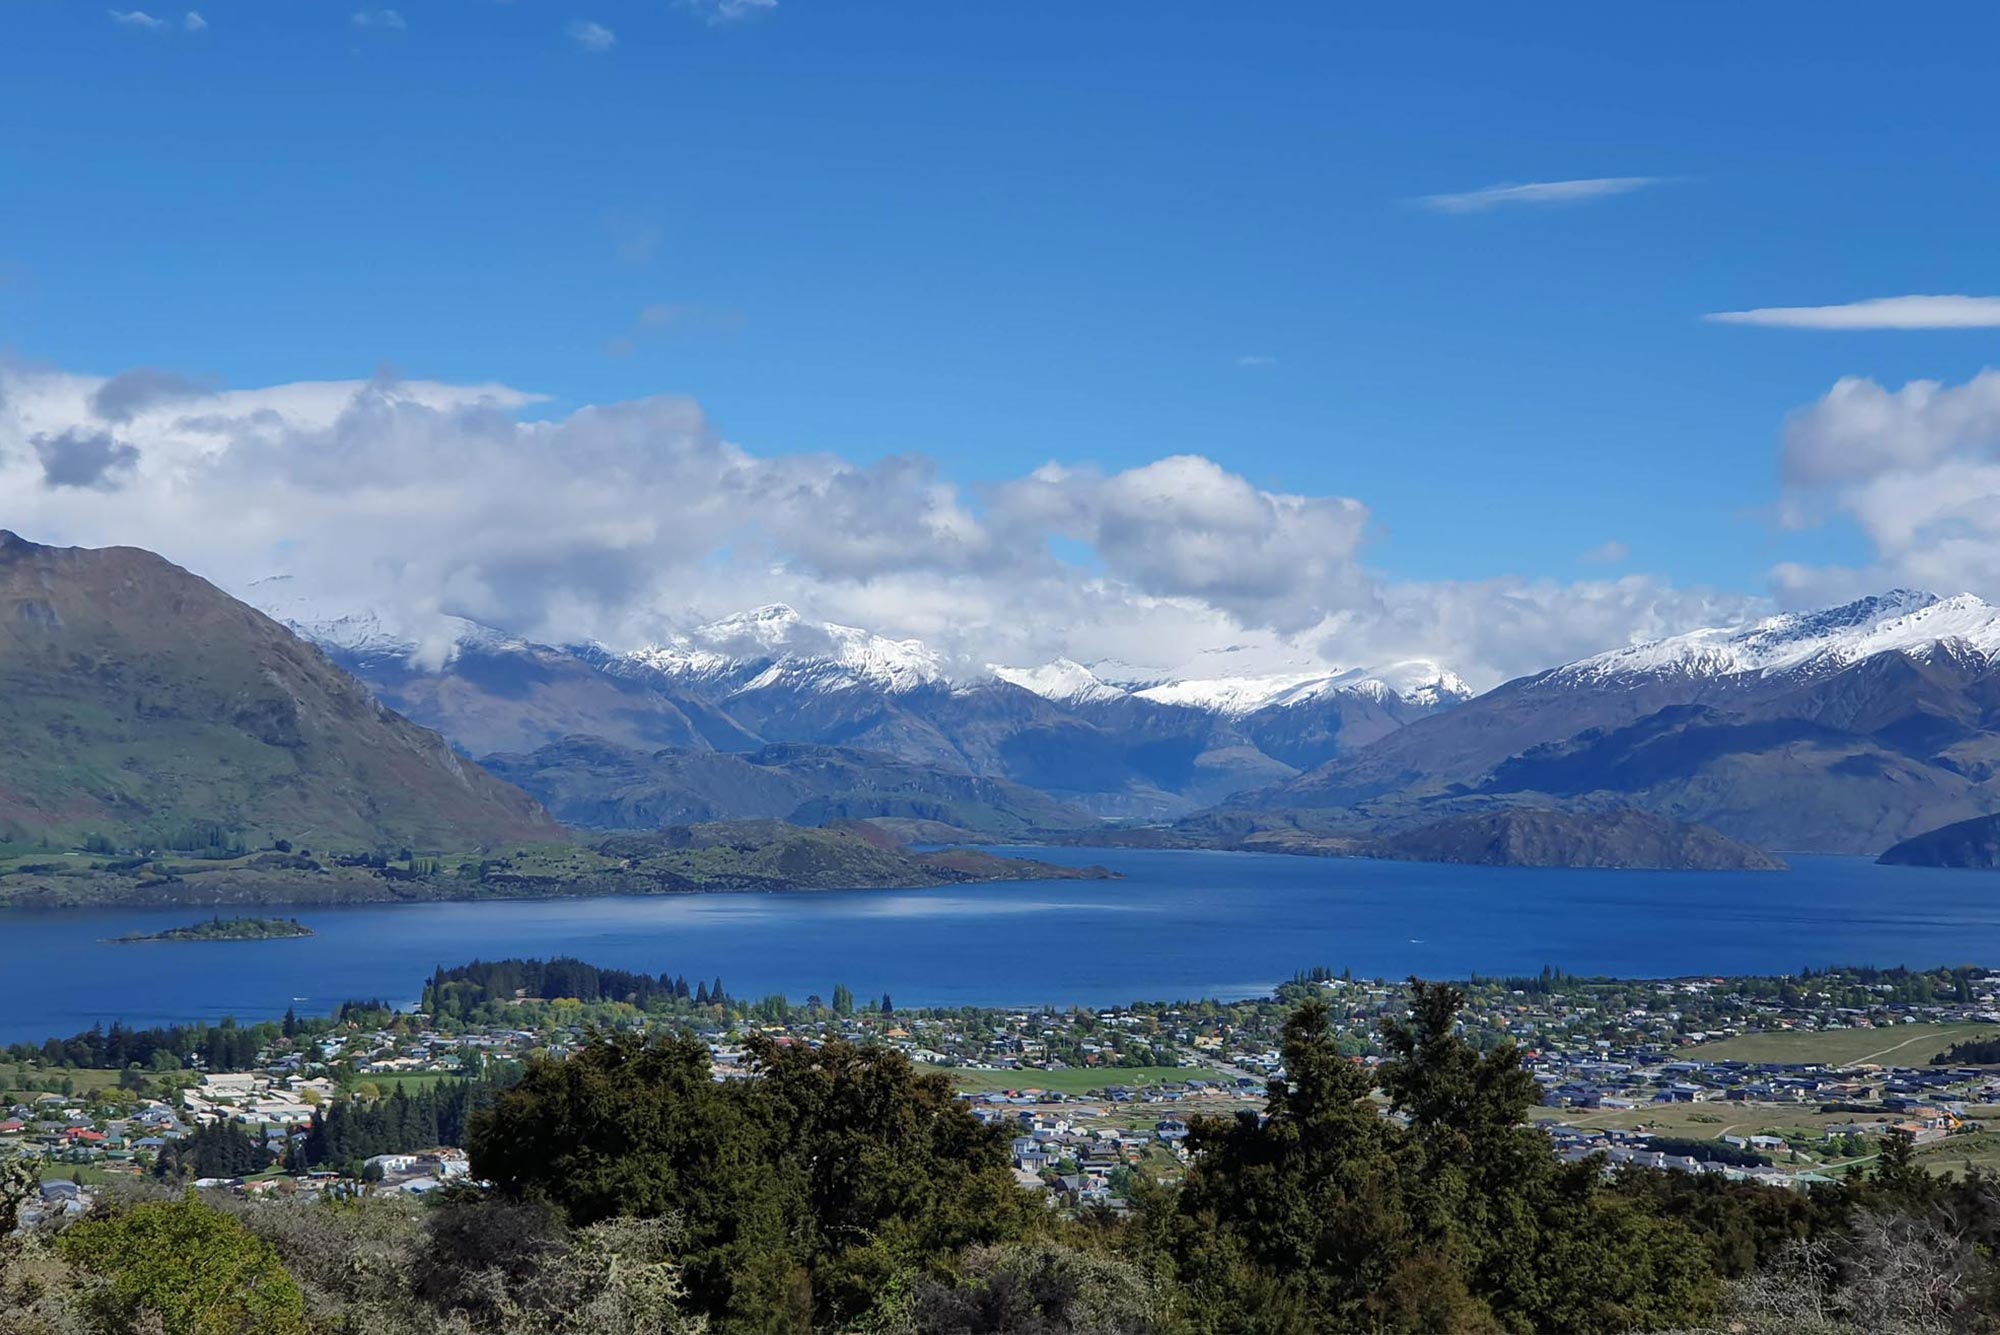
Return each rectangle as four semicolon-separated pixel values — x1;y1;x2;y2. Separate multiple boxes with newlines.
1674;1023;2000;1068
350;1071;457;1095
36;1163;128;1186
926;1064;1229;1096
1;1066;130;1101
1542;1100;1883;1145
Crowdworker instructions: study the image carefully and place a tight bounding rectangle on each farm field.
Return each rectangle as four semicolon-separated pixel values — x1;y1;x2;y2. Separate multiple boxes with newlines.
1541;1100;1885;1144
1675;1022;2000;1068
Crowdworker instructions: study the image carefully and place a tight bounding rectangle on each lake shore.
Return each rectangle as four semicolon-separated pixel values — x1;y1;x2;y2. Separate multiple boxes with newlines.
0;847;1986;1045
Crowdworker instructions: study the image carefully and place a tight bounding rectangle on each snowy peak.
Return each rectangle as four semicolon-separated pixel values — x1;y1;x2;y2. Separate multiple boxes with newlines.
243;576;514;660
990;658;1128;705
1132;659;1472;716
1551;590;2000;687
626;606;949;695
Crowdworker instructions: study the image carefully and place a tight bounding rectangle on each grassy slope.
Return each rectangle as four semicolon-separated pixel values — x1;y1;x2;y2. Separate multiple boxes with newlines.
1675;1023;2000;1067
0;533;557;852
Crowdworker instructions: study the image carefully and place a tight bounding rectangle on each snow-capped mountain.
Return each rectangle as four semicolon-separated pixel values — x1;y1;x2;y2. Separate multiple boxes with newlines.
1131;660;1472;716
244;590;1474;816
244;575;520;660
989;658;1128;706
1262;587;2000;856
1550;590;2000;687
621;604;950;695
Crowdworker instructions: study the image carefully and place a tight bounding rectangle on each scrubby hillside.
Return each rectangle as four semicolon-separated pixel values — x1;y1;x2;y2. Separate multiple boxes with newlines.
0;532;558;852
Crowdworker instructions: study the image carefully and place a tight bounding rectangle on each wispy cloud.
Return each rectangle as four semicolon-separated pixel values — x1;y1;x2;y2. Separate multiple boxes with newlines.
680;0;776;25
605;301;747;356
1579;540;1629;566
108;9;167;29
184;10;206;30
1418;176;1673;214
1706;295;2000;331
567;19;616;52
351;9;406;30
1233;354;1277;369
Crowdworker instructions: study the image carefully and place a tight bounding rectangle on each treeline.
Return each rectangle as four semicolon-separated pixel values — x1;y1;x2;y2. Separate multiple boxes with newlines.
153;1122;276;1181
424;958;728;1019
1646;1135;1771;1167
290;1076;513;1173
8;999;389;1072
1934;1034;2000;1065
10;1018;275;1072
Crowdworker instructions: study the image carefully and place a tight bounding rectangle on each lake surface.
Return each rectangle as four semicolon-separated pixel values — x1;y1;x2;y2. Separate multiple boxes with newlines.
1;848;1996;1044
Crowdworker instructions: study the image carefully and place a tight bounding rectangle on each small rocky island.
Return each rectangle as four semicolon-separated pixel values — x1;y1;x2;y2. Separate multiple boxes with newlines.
114;915;315;943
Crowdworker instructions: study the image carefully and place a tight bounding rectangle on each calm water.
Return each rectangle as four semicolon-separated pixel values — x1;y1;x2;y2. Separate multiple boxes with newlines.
0;848;1995;1044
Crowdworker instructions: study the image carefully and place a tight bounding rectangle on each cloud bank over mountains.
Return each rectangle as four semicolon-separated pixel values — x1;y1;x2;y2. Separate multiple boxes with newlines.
8;358;1966;691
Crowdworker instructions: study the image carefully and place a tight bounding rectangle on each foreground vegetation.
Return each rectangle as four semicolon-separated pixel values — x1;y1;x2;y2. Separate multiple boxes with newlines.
9;983;2000;1333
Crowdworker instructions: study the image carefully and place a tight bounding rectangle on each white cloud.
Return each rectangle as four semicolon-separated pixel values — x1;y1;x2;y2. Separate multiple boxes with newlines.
1233;354;1277;368
184;11;206;31
1418;177;1671;214
0;362;1755;690
680;0;776;24
1781;371;2000;488
992;456;1372;633
1774;370;2000;601
1708;295;2000;331
351;9;406;30
567;19;615;52
108;10;167;29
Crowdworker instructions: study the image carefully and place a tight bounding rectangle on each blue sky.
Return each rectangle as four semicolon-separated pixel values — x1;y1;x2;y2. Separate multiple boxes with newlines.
4;3;2000;682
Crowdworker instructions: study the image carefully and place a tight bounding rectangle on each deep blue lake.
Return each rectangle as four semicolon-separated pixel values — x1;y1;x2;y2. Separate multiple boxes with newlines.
0;848;1995;1044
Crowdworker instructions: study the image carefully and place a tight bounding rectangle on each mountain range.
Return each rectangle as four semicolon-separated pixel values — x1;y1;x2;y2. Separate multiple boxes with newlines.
262;583;2000;858
1244;591;2000;855
15;527;2000;866
269;598;1470;821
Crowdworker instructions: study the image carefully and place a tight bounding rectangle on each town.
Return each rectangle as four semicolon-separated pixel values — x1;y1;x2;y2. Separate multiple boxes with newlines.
8;960;2000;1226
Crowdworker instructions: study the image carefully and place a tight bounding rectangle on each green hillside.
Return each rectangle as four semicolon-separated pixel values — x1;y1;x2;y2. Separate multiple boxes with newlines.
0;531;560;853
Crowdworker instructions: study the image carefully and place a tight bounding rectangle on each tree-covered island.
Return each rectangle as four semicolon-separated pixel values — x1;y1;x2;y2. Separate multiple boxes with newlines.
112;916;315;944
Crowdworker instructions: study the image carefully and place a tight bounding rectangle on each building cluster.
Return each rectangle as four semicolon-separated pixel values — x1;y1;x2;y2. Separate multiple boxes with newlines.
6;965;1999;1209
